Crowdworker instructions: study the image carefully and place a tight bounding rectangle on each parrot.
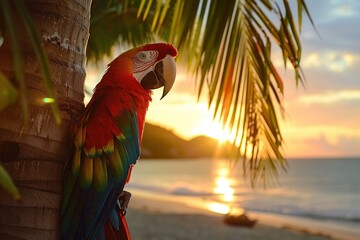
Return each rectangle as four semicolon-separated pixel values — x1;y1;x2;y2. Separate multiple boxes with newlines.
61;43;177;240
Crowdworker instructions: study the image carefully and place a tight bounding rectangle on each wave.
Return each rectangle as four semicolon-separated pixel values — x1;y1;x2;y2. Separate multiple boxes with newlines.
242;205;360;223
127;183;360;223
127;183;213;197
126;183;168;193
169;187;213;196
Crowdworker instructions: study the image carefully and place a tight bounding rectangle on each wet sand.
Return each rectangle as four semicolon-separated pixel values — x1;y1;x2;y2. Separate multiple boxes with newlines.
125;190;337;240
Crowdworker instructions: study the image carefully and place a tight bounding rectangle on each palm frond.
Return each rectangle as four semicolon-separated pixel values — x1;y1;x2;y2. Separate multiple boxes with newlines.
0;72;18;111
87;0;154;61
0;164;20;200
0;0;27;120
137;0;312;186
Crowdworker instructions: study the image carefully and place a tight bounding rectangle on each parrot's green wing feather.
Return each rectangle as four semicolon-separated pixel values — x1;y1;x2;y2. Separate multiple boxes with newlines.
61;89;141;240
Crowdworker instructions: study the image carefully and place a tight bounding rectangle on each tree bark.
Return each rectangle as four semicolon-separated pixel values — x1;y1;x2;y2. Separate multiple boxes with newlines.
0;0;91;239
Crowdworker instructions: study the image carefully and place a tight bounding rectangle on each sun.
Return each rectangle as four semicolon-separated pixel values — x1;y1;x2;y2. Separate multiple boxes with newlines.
193;114;236;144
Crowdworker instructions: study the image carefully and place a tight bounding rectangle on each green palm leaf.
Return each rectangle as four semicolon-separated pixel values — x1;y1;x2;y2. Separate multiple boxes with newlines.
87;0;155;61
135;0;313;186
0;165;20;200
0;72;18;111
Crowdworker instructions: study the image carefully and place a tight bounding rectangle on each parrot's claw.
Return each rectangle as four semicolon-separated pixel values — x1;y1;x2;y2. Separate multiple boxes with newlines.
118;190;132;215
121;208;127;216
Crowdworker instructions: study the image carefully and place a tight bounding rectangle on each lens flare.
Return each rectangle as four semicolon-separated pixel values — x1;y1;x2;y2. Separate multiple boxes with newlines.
42;97;55;103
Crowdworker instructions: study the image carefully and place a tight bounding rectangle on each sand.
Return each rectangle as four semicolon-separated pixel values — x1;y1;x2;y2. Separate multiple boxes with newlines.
125;190;339;240
127;209;337;240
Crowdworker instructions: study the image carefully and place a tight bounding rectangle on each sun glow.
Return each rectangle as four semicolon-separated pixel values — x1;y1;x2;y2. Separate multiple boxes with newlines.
193;112;236;144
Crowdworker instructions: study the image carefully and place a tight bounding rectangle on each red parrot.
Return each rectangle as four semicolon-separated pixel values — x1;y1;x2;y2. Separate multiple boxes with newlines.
61;43;177;240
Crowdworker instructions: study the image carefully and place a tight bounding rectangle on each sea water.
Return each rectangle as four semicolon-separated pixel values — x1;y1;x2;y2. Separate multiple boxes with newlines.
127;158;360;236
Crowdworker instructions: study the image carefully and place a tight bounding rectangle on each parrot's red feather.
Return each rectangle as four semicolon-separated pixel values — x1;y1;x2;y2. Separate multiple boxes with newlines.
84;82;151;150
142;43;178;59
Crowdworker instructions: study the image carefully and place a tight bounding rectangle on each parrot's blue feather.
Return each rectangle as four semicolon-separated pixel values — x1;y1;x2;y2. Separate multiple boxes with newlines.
62;179;86;239
109;208;120;231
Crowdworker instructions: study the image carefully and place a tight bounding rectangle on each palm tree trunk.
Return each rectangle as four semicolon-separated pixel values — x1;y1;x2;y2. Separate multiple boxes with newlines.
0;0;91;239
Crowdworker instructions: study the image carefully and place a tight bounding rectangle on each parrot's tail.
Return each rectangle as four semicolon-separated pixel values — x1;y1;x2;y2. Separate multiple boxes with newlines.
104;209;131;240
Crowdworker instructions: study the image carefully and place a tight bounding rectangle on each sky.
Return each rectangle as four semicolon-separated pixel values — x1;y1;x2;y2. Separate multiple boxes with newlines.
86;0;360;158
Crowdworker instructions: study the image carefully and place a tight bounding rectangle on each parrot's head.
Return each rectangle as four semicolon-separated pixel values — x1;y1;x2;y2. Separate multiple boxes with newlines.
105;43;178;99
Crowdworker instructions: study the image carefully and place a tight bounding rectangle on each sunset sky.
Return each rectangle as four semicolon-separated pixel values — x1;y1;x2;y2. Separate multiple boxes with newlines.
86;0;360;158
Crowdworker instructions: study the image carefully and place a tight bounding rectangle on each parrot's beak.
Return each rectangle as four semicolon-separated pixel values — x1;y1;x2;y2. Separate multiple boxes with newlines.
139;55;176;99
158;55;176;99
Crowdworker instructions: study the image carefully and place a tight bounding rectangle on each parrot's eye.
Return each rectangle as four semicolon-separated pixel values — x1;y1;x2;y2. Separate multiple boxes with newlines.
139;52;147;59
135;51;158;63
133;50;159;73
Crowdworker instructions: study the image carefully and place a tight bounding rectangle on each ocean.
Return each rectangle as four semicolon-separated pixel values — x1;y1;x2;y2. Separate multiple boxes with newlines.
127;158;360;237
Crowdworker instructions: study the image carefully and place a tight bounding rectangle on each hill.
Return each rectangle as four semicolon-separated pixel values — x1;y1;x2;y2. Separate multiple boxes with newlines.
141;123;230;159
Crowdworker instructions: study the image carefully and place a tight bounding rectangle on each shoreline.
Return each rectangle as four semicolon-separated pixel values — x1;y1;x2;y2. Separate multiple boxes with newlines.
126;188;360;240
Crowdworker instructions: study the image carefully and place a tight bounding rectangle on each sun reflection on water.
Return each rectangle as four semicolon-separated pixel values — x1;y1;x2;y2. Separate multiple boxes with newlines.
208;162;237;214
207;202;231;214
214;176;234;202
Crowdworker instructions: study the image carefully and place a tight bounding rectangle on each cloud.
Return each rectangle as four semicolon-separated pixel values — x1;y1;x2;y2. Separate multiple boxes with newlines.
310;1;360;23
297;90;360;104
288;134;360;158
283;124;360;157
302;52;360;72
329;1;359;19
284;123;360;139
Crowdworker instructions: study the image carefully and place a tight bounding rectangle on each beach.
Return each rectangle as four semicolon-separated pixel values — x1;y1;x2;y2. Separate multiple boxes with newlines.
126;158;360;240
125;190;343;240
